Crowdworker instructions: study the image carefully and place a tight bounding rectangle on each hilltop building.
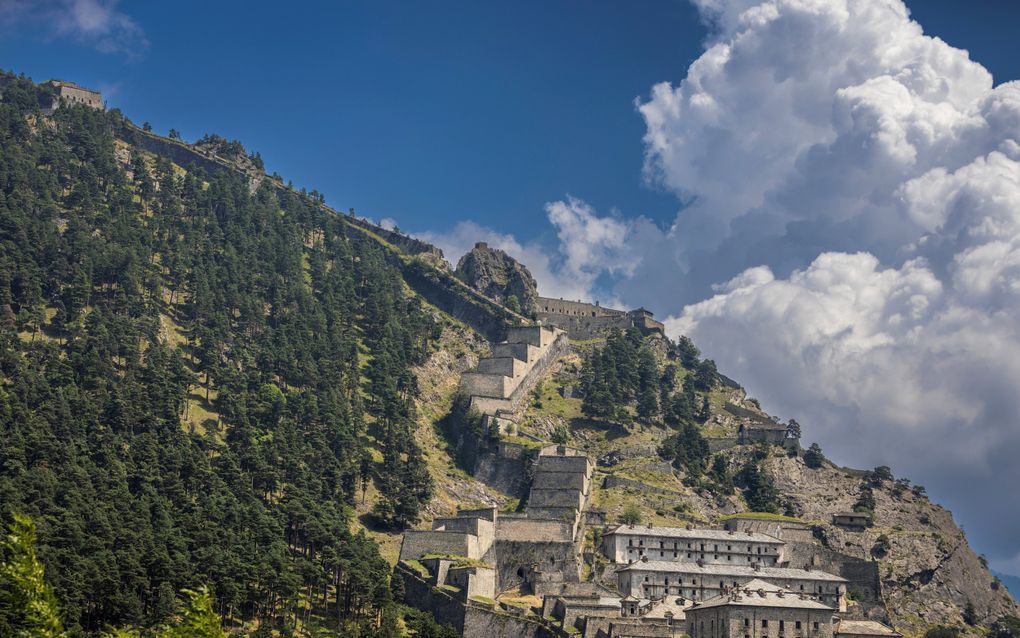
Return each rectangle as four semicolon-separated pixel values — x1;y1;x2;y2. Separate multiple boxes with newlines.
536;297;665;340
42;80;103;110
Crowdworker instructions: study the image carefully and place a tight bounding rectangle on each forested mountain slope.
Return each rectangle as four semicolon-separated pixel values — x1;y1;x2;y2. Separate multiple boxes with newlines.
0;75;441;636
1;72;1016;638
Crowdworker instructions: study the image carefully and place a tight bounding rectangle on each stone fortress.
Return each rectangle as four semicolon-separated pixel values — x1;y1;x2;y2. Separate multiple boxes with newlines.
397;440;894;638
11;83;928;636
536;297;665;340
0;76;104;113
43;80;104;110
459;325;568;431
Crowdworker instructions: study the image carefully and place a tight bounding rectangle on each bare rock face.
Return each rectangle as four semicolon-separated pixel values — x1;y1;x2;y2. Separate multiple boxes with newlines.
766;454;1019;631
454;242;538;315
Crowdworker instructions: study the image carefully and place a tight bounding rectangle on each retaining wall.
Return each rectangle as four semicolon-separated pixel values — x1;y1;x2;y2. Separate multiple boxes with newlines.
478;357;527;377
492;342;538;363
497;518;574;542
400;529;480;561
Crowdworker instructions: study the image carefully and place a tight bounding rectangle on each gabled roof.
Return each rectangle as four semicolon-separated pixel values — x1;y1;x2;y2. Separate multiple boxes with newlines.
689;579;835;611
617;560;847;583
606;524;783;544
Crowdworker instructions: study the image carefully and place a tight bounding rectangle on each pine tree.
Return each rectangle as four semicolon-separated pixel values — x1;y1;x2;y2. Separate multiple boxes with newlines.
0;514;67;638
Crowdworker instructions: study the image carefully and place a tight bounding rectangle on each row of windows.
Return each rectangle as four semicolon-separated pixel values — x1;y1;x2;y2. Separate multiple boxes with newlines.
628;540;774;553
692;619;821;638
630;548;767;562
639;579;836;595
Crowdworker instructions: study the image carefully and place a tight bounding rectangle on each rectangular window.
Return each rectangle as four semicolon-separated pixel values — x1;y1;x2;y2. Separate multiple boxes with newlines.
813;623;819;630
745;619;750;627
796;622;802;629
763;620;769;628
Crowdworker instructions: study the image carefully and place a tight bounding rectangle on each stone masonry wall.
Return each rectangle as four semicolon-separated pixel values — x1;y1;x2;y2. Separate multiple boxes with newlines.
399;529;479;561
496;518;575;542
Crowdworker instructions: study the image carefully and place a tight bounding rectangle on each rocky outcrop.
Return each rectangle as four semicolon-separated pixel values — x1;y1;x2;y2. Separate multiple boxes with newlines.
765;454;1019;632
455;243;539;315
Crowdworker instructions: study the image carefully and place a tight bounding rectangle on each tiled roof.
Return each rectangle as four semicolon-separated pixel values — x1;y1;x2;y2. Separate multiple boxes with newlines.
617;560;847;582
607;524;783;544
689;579;835;611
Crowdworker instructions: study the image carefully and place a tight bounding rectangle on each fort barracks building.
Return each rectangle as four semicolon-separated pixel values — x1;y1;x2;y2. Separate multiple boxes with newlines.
686;579;836;638
604;524;785;566
617;559;847;609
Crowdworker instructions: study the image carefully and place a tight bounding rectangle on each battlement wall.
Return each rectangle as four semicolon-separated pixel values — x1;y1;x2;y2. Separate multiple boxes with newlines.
528;488;585;509
496;518;574;542
507;326;557;348
537;297;625;317
491;342;537;363
468;395;513;414
460;372;511;399
399;530;480;561
531;471;588;491
477;357;527;377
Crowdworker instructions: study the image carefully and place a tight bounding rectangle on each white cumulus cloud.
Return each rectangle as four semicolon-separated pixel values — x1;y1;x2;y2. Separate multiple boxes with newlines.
635;0;1020;572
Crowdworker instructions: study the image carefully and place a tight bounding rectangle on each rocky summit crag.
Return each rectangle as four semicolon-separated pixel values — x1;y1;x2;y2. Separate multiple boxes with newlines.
455;241;540;315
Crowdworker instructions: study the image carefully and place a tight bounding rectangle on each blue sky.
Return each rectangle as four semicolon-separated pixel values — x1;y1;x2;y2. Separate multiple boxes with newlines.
3;1;1014;243
5;1;1020;579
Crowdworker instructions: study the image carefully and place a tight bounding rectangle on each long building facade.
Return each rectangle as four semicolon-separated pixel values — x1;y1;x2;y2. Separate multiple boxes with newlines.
603;524;785;566
617;560;847;609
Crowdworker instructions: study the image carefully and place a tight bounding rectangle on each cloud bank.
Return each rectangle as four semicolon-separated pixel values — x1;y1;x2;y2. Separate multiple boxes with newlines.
422;0;1020;573
641;0;1020;573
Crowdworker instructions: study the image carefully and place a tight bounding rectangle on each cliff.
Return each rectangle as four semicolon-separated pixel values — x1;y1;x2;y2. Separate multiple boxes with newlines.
455;242;539;316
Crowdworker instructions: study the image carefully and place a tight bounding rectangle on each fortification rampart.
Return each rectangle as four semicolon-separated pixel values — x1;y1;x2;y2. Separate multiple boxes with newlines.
536;296;665;339
784;541;881;602
532;471;588;491
461;372;512;399
465;328;568;414
492;342;538;363
398;557;565;637
478;357;527;377
496;518;575;543
527;488;586;509
400;530;481;561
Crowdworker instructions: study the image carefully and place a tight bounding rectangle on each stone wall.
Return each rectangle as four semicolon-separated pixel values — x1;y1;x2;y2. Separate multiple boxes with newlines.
784;541;881;602
529;488;586;509
461;372;512;399
533;471;589;491
535;297;665;339
494;539;581;592
399;529;480;561
397;563;565;638
468;330;569;414
497;517;574;542
492;342;538;362
478;356;528;377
